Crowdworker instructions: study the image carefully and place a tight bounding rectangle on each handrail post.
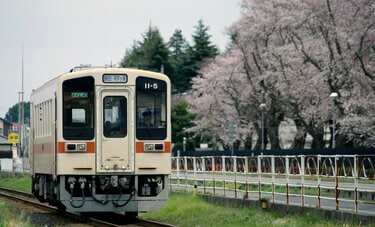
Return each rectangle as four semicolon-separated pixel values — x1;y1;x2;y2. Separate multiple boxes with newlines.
176;157;180;191
335;155;339;210
286;156;290;205
193;157;197;185
184;156;188;192
223;156;226;197
245;157;249;199
354;155;358;213
203;157;206;194
212;156;216;196
258;155;262;200
234;156;237;199
271;155;275;203
301;155;305;207
317;155;321;208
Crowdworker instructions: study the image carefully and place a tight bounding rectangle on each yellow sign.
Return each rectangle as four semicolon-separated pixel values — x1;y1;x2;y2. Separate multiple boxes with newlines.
8;132;19;144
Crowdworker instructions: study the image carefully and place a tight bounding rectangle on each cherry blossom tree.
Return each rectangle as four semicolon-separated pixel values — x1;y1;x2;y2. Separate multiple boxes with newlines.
186;0;374;149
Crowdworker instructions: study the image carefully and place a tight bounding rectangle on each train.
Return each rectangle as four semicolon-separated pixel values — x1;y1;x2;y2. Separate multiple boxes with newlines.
30;66;171;216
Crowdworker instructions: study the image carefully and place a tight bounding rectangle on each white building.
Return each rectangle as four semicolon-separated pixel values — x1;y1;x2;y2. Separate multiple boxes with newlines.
0;117;12;143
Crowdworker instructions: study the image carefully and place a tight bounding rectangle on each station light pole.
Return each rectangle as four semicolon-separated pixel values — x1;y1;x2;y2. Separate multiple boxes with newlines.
330;92;338;149
259;103;266;150
183;137;186;152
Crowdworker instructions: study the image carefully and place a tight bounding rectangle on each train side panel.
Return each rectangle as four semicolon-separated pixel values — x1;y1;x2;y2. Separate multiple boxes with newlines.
30;80;57;177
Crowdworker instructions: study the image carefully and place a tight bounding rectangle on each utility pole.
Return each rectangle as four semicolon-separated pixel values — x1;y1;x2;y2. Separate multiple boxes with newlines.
330;92;338;149
18;43;25;157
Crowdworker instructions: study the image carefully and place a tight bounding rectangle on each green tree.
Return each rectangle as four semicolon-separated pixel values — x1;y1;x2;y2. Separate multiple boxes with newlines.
168;29;190;92
173;19;220;92
120;25;173;76
191;19;220;62
171;100;197;152
5;102;30;124
169;29;189;59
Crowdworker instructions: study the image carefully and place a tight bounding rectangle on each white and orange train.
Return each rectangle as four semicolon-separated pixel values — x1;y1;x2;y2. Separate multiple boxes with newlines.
30;66;171;216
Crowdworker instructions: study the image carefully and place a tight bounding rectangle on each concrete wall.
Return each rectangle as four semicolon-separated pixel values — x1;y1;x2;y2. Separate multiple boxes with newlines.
202;195;375;225
0;159;13;171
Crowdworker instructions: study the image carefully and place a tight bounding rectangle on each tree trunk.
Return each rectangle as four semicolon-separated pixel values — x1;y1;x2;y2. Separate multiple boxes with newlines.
291;119;307;149
268;126;281;150
310;126;325;149
244;133;253;150
254;123;266;150
234;140;241;150
336;133;353;148
329;123;354;148
267;101;282;150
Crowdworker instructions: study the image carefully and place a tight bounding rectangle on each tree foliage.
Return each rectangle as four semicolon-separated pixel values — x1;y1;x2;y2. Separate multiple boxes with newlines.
120;20;219;94
119;21;220;150
120;25;173;76
171;100;197;151
5;102;30;124
168;29;190;92
187;0;375;149
191;19;220;63
169;19;220;92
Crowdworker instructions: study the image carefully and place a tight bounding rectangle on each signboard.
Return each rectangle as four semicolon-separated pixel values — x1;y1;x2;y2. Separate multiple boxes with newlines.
12;124;20;132
8;132;19;145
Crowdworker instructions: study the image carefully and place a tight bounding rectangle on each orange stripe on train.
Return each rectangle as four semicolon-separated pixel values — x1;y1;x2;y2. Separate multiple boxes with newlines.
136;141;171;153
58;142;95;153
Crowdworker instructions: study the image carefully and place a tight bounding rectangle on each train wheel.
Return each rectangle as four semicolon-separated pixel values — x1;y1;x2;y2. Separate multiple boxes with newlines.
56;202;66;212
125;212;138;221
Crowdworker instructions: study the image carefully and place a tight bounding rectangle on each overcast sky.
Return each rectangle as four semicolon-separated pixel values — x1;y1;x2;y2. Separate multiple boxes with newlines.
0;0;240;118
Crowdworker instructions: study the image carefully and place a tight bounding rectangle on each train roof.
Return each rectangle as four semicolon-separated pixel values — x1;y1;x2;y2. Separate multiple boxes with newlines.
31;66;169;96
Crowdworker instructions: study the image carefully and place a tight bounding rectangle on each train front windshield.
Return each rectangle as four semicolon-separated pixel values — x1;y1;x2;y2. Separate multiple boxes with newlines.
136;77;167;140
63;76;95;140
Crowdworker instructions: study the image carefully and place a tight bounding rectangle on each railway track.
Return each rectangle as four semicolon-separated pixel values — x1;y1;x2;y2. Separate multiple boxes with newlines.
0;187;175;227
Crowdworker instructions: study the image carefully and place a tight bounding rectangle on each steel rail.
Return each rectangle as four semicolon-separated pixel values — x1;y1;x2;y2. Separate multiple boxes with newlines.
0;187;174;227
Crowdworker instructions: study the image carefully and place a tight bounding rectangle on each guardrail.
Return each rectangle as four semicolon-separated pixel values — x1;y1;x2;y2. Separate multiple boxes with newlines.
170;155;375;215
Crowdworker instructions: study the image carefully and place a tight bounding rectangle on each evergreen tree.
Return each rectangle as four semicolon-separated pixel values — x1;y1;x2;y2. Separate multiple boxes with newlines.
171;100;197;152
5;102;30;124
191;19;219;62
120;25;173;76
173;19;220;92
169;29;189;59
168;29;190;92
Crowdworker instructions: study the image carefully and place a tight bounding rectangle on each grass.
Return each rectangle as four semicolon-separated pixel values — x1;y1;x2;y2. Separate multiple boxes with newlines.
0;173;31;193
0;174;367;226
0;174;32;226
0;198;32;227
141;192;350;227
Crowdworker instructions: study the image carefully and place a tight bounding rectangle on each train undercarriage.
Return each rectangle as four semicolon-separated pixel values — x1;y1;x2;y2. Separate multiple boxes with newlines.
32;174;168;213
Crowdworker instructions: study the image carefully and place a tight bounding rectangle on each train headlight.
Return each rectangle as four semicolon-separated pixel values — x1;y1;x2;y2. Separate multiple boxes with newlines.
77;144;86;151
143;143;164;152
144;144;154;151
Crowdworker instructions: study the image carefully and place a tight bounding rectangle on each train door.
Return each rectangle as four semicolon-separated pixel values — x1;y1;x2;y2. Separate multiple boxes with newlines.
97;89;134;173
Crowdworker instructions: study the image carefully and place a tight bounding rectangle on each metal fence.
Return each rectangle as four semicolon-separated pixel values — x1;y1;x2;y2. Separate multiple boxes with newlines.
170;155;375;215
